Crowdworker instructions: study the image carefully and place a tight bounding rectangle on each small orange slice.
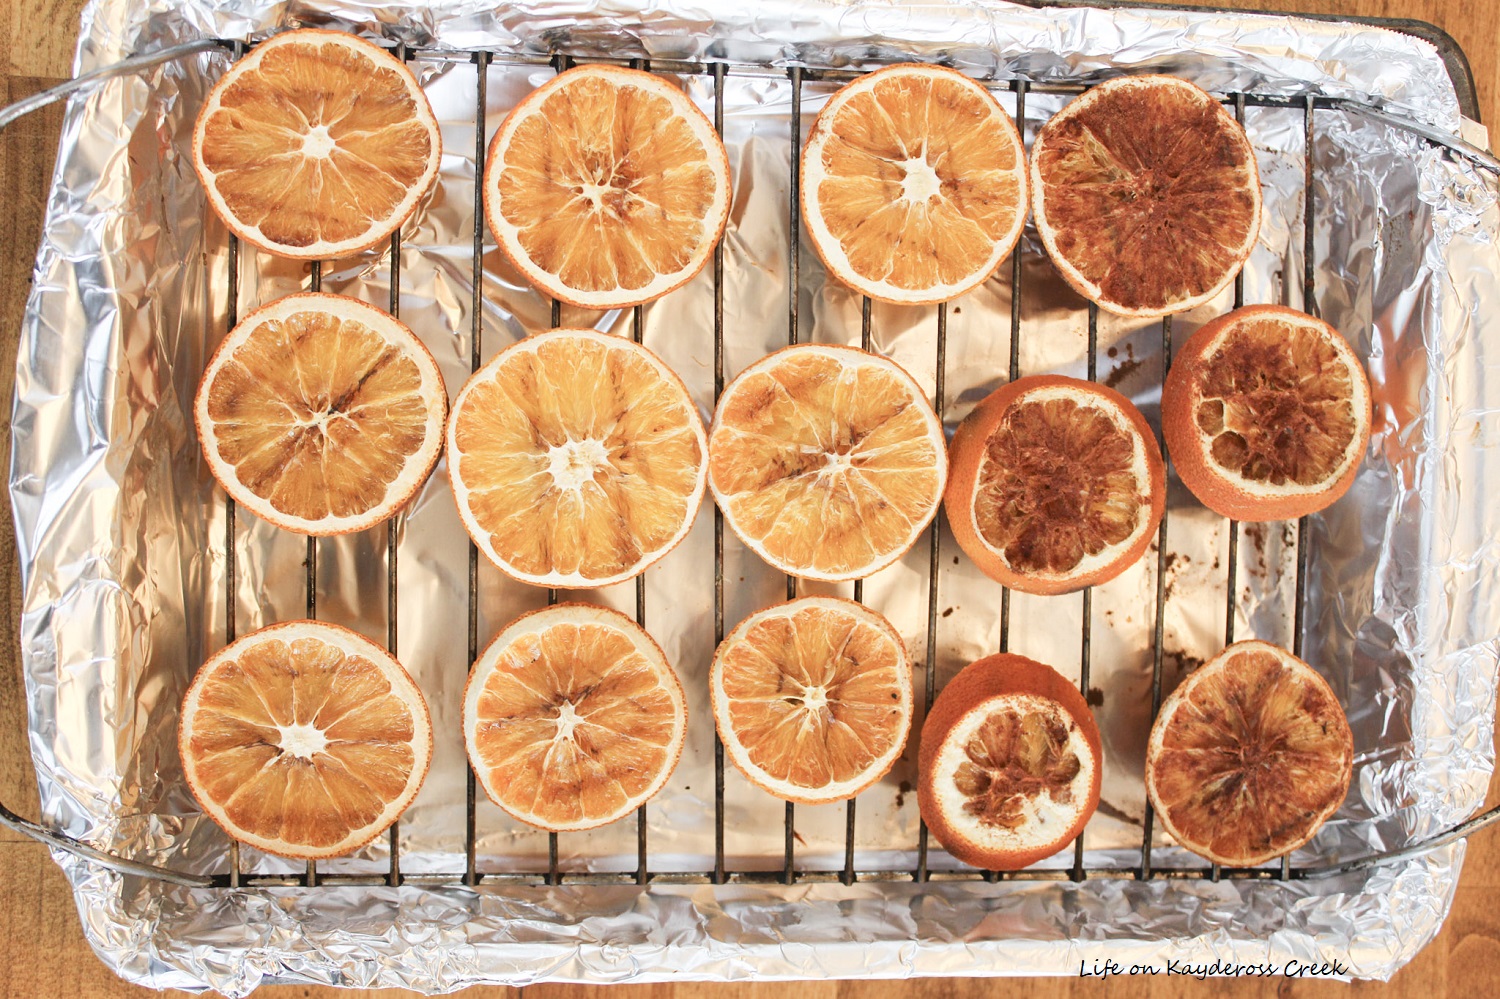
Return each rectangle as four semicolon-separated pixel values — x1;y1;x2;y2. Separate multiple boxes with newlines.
918;653;1102;870
193;29;442;259
709;344;947;581
179;620;433;860
195;292;447;536
711;597;913;804
945;374;1165;595
463;604;688;832
1161;305;1372;522
1031;75;1261;317
1145;640;1353;867
446;328;707;587
802;64;1028;304
484;65;732;309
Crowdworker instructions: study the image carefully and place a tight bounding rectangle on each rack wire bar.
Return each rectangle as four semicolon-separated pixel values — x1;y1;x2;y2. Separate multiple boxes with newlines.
385;42;409;888
2;42;1482;895
1138;313;1173;881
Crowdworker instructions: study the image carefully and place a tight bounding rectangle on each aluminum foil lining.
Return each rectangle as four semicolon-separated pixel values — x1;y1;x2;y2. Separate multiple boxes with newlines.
12;0;1500;992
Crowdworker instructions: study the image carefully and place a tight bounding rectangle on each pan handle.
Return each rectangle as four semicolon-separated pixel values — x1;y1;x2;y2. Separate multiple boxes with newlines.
0;39;221;131
0;800;213;887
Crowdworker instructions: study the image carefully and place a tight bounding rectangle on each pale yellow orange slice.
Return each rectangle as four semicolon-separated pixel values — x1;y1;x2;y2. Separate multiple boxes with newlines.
803;64;1028;304
463;604;687;832
446;328;708;587
709;344;947;581
193;29;442;259
711;596;912;804
179;620;433;860
195;292;447;536
484;65;731;309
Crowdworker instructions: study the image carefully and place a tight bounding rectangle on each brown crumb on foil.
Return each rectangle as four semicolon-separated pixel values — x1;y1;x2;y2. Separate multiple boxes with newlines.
895;780;912;809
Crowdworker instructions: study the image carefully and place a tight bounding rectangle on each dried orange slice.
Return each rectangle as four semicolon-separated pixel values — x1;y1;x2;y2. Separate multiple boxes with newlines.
1031;75;1261;317
945;374;1164;595
195;292;447;536
1146;640;1353;867
709;344;946;581
483;65;731;309
447;328;707;587
711;597;913;804
179;620;433;860
1162;305;1372;522
918;653;1101;870
463;604;687;832
801;64;1027;305
193;29;442;259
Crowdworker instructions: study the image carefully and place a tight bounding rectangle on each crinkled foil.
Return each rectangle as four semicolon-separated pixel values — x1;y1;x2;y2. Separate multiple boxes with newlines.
11;0;1500;992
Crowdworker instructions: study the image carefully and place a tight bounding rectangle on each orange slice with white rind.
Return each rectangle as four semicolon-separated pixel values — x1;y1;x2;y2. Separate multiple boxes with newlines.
1145;640;1353;867
918;653;1102;870
193;29;442;259
195;292;448;536
711;596;913;804
1031;75;1261;318
803;64;1028;305
463;603;688;832
1161;305;1372;522
446;328;708;587
484;65;732;309
709;344;947;581
944;374;1165;595
179;620;433;860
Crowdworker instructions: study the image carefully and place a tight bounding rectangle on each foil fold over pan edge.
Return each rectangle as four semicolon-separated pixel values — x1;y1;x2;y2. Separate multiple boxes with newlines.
11;0;1500;991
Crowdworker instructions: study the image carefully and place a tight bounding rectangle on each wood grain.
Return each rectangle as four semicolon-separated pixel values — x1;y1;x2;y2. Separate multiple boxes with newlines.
1;1;1496;997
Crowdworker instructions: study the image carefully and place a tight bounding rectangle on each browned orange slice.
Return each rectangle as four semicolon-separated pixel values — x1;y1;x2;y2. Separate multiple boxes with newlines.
1145;640;1353;867
1031;75;1261;317
195;292;447;536
802;64;1028;304
483;65;731;309
193;29;442;259
179;620;433;859
463;604;687;832
711;597;912;804
1161;305;1372;522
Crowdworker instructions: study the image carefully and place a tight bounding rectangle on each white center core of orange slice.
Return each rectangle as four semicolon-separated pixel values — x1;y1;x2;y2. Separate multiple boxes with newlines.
547;438;610;490
553;701;583;741
278;722;329;760
800;686;829;713
901;158;942;202
302;125;336;159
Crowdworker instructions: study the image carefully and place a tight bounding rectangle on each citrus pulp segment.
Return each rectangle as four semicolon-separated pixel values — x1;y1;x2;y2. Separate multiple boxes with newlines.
463;604;688;832
446;328;708;587
1145;640;1353;867
1031;75;1261;317
945;374;1164;595
711;596;913;804
709;344;947;581
179;620;433;860
801;64;1028;305
918;653;1102;870
193;29;442;259
483;65;732;309
1161;305;1372;522
195;292;448;536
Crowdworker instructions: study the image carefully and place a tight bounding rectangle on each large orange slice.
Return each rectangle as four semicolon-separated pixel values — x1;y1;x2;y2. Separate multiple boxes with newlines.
1031;75;1261;318
918;653;1102;870
193;29;442;259
802;64;1028;305
179;620;433;860
195;292;447;536
709;344;947;581
1161;305;1372;522
483;65;732;309
711;597;913;804
463;604;688;832
1145;640;1353;867
945;374;1165;595
446;328;707;587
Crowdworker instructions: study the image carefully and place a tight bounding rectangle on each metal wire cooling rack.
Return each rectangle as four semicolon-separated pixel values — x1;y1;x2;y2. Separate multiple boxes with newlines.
3;25;1500;894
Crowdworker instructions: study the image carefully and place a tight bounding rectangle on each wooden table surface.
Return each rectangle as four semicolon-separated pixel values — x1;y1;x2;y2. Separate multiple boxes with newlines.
3;1;1498;996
